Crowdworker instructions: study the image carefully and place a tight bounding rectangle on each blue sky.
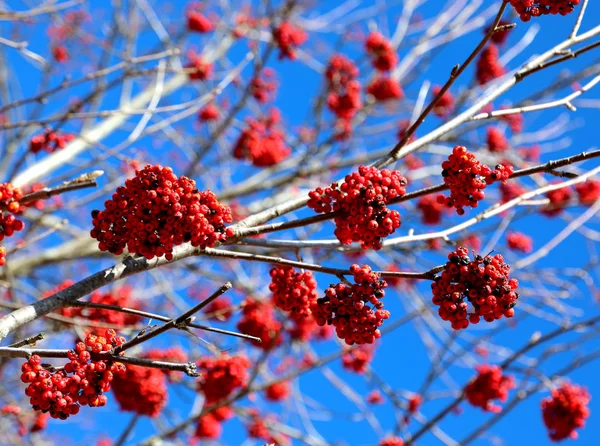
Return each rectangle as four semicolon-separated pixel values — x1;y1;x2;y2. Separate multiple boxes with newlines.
1;1;600;445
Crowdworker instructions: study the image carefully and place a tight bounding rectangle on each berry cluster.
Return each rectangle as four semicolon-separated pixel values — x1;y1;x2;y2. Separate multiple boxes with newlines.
307;166;407;249
195;406;234;439
198;103;220;122
232;109;291;167
509;0;581;22
325;54;362;140
501;108;524;133
250;68;278;103
365;32;398;71
367;389;384;405
52;45;69;63
144;347;188;382
29;130;75;154
417;195;445;225
0;182;25;266
487;126;509;153
367;76;403;102
20;330;126;420
90;164;232;260
464;364;515;413
196;354;251;403
506;232;533;253
237;298;282;349
437;146;514;215
313;264;390;345
541;383;590;441
202;296;234;322
187;10;214;33
380;437;404;446
288;314;333;342
476;44;505;85
431;246;519;330
111;363;167;417
265;381;291;402
432;85;455;118
247;412;280;444
269;266;317;317
487;20;512;45
342;345;375;374
542;185;572;217
575;180;600;204
58;286;141;327
272;22;307;60
186;51;213;80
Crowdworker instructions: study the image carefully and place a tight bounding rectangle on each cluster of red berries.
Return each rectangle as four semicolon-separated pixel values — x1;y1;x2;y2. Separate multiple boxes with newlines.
501;108;524;133
195;406;234;439
247;411;281;444
417;195;445;225
187;10;214;33
198;103;220;122
365;32;398;71
58;285;141;327
288;314;333;342
367;76;403;102
380;437;404;446
575;180;600;204
464;364;515;413
342;345;375;374
541;382;590;441
90;164;232;260
20;330;126;420
111;363;167;417
476;44;505;85
501;181;526;204
308;166;407;249
487;126;510;153
431;246;519;330
509;0;580;22
250;68;278;103
196;354;251;403
0;182;25;266
272;21;307;60
237;298;282;349
144;347;188;382
325;54;363;139
232;109;291;167
432;85;455;118
52;45;69;63
367;389;384;405
186;51;213;80
313;264;390;345
202;296;234;322
269;266;318;317
542;185;572;217
29;130;75;154
265;381;291;402
487;20;512;45
506;232;533;253
437;146;514;215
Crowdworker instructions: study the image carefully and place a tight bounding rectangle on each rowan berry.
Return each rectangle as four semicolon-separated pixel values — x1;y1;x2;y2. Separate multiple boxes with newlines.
506;232;533;253
187;10;213;33
272;22;307;60
269;266;317;317
90;164;232;260
308;166;407;250
465;364;515;412
476;44;504;85
342;345;375;373
541;382;590;441
196;354;251;403
111;363;167;417
367;76;403;102
365;32;398;71
237;298;282;349
431;246;519;330
313;265;390;345
509;1;581;22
